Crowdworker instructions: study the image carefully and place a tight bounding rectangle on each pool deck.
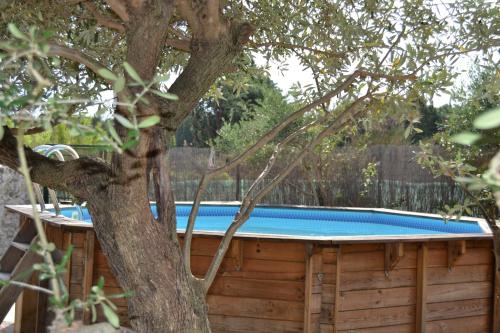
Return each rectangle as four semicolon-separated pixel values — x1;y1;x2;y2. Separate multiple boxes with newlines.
6;202;492;244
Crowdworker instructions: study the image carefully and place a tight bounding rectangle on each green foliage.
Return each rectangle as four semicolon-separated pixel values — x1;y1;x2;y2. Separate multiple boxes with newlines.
360;162;378;197
416;63;499;219
213;82;297;155
177;73;285;147
473;108;500;130
24;120;102;147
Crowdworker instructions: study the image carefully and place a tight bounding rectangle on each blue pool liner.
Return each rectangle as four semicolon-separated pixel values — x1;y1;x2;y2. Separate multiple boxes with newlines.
52;204;485;237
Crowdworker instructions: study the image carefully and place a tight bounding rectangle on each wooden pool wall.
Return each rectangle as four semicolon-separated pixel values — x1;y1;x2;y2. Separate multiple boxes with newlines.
12;214;496;333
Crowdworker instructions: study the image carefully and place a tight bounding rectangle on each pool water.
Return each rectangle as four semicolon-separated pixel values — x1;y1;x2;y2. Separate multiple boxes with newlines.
54;204;485;237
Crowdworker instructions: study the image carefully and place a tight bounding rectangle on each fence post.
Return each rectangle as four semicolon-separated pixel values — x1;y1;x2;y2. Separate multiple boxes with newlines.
235;165;241;201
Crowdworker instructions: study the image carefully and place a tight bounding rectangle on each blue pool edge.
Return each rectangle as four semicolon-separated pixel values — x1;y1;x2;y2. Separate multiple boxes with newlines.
5;202;493;243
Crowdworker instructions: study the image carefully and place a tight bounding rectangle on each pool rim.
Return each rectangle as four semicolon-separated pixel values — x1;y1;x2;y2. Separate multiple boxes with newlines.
6;202;492;243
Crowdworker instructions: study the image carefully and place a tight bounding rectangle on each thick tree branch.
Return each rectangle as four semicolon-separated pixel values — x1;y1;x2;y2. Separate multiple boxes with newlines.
160;21;254;131
181;68;416;266
249;41;345;58
83;2;126;32
10;105;79;136
0;42;111;80
174;0;223;40
166;38;191;52
174;0;200;33
181;72;359;266
105;0;130;22
357;70;417;82
201;95;370;291
0;126;110;200
47;43;112;79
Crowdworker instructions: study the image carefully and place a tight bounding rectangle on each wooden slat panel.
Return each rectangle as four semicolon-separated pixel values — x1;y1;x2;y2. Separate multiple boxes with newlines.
340;268;416;291
428;240;492;249
61;232;72;291
466;240;493;248
94;248;111;268
341;249;417;272
70;265;83;284
339;287;416;311
320;302;334;324
320;323;334;333
92;267;120;288
46;224;63;248
425;315;489;333
70;232;86;248
337;323;414;333
14;275;38;333
71;248;84;267
321;283;335;304
207;295;304;322
190;256;236;276
243;241;306;262
304;247;322;333
416;243;428;333
221;270;305;282
82;231;95;324
323;263;336;275
427;282;492;303
426;298;490;321
341;243;385;253
192;256;305;276
322;248;337;264
333;246;341;333
69;283;82;298
208;276;305;301
428;265;492;285
189;237;220;257
338;265;491;292
209;314;303;333
427;247;492;267
336;305;415;330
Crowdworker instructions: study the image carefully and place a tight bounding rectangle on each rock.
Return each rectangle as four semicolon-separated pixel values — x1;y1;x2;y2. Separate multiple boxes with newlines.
0;166;28;256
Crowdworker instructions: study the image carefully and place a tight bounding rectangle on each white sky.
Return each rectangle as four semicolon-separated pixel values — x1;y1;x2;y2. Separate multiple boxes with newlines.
94;52;476;114
253;55;476;107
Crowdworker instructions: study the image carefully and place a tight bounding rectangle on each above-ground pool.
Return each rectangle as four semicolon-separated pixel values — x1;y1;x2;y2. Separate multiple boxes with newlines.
54;203;487;238
7;203;494;332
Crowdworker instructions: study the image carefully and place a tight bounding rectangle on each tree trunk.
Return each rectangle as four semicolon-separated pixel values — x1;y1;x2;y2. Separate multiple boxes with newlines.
0;2;254;330
86;144;211;332
491;227;500;333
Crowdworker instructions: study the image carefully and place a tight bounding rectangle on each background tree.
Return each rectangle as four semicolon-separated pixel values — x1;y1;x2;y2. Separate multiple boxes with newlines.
0;1;498;332
177;72;280;147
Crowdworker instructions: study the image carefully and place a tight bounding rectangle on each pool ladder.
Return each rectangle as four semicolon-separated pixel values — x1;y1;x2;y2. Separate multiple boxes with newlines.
33;145;80;216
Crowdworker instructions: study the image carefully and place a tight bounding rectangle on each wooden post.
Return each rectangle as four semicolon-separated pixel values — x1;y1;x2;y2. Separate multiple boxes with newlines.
235;165;241;201
447;240;466;271
494;266;500;333
333;245;342;333
384;242;404;276
82;230;95;324
62;232;73;293
303;244;322;333
493;235;500;333
14;275;38;333
416;243;428;333
230;239;244;271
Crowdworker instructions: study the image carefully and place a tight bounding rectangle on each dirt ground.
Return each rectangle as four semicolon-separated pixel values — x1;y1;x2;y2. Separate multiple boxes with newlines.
0;306;14;333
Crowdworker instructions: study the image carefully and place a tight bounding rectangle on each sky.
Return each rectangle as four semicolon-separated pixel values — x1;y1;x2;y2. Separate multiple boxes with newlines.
94;51;476;116
253;54;477;108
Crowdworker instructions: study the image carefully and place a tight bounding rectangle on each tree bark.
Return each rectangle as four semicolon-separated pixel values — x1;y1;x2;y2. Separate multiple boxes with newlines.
86;167;210;332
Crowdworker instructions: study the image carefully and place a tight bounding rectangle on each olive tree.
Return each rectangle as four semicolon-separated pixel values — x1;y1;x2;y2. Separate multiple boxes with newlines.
0;0;498;332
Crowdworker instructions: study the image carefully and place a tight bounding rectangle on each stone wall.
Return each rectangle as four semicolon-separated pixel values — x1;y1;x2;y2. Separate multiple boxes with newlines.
0;166;27;256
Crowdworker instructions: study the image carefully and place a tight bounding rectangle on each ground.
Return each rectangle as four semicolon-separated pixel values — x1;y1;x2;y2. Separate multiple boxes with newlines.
0;306;14;333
